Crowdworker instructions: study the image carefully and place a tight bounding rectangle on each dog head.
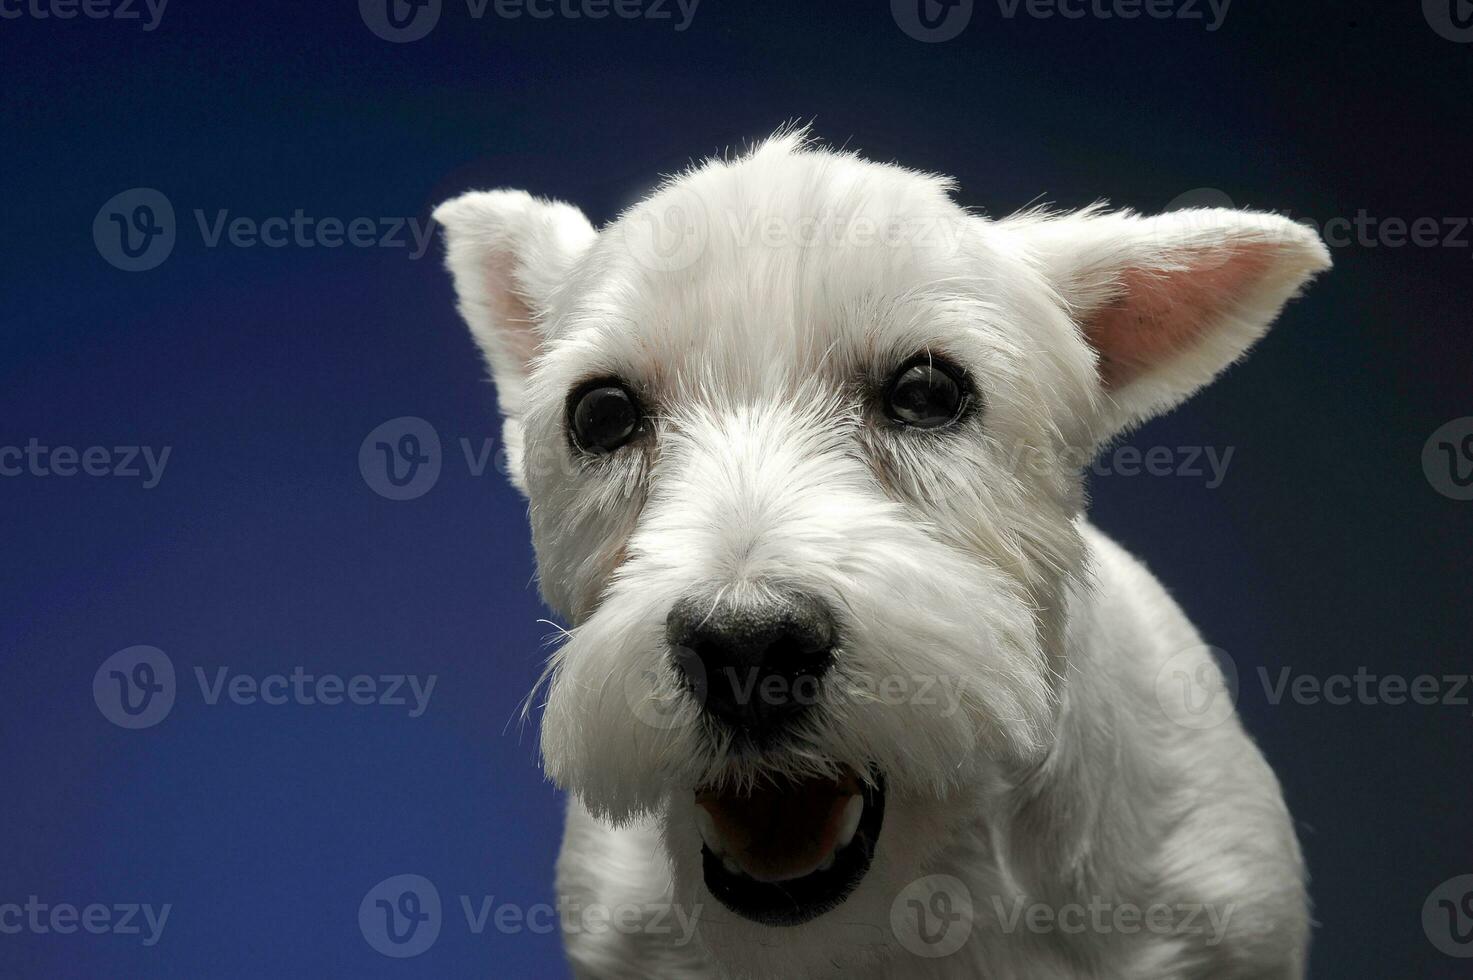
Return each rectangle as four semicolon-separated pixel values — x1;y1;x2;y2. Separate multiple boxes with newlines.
435;132;1328;971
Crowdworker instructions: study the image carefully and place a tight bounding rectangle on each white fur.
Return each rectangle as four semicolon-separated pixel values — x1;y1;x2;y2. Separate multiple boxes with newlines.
435;131;1329;979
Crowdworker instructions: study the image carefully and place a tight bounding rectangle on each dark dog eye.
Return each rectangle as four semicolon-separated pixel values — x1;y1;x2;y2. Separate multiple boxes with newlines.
883;357;969;429
569;381;642;454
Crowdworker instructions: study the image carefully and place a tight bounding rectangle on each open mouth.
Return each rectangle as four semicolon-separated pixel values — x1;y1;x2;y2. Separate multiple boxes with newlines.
694;767;886;927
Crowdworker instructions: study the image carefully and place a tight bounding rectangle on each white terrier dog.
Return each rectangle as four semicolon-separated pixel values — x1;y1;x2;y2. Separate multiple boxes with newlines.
434;131;1329;979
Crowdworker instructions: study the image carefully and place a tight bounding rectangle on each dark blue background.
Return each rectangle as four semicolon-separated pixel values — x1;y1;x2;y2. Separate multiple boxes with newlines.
2;1;1469;976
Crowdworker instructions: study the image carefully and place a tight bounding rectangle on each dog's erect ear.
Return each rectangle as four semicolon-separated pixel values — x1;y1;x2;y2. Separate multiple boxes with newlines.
434;190;596;419
435;190;595;495
1007;207;1331;438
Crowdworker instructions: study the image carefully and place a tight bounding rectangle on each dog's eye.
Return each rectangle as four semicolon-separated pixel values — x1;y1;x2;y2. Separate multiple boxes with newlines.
569;381;642;454
883;358;969;429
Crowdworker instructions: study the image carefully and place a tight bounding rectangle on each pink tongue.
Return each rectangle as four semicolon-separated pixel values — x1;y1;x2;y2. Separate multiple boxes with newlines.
698;773;858;882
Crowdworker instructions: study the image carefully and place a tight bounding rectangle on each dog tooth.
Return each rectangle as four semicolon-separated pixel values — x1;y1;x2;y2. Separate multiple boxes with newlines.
836;795;863;849
722;856;744;877
695;806;725;856
816;851;836;872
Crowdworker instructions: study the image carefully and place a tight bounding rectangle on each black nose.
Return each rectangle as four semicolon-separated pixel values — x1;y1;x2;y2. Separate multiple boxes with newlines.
666;592;836;742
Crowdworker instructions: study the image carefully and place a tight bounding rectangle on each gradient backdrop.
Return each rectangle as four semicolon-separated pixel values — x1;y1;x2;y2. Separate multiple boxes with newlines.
2;0;1470;976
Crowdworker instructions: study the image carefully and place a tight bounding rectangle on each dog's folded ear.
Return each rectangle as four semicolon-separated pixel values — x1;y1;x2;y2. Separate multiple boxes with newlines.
1006;207;1331;438
433;190;596;420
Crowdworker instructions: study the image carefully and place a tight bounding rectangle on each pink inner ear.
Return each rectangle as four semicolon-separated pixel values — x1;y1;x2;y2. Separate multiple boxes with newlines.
1087;246;1274;389
481;249;541;375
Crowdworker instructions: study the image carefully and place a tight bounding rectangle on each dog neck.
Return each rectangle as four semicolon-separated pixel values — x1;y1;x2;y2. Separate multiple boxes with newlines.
999;540;1170;911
